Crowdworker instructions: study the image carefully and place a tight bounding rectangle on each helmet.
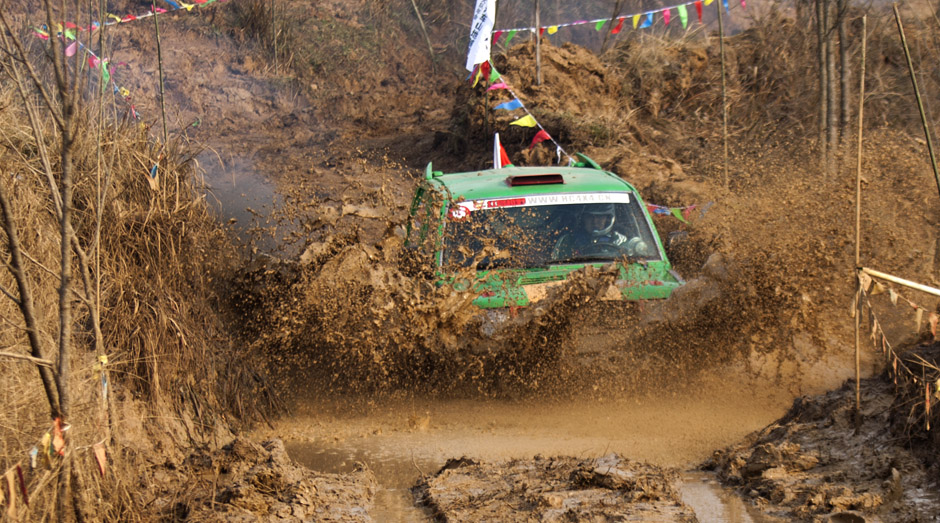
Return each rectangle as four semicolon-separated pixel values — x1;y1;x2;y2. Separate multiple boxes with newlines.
582;203;616;237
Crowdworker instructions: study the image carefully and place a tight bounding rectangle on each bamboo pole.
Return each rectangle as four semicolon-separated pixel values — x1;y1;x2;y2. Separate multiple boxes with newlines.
893;3;940;200
535;0;542;85
717;0;729;188
854;15;866;433
152;1;168;148
410;0;436;74
860;267;940;297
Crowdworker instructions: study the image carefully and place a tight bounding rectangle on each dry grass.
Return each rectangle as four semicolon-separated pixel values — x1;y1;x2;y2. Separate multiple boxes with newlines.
0;20;257;520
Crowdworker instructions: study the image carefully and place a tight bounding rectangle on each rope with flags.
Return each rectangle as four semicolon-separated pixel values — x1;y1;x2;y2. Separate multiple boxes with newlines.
493;0;743;44
32;27;140;120
471;60;574;165
31;0;226;35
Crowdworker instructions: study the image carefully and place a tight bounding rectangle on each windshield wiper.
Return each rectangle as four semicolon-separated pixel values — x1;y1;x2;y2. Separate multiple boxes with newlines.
548;255;618;266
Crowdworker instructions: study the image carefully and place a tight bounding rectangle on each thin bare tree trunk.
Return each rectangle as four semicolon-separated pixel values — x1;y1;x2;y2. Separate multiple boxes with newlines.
0;187;62;417
825;1;838;162
40;0;78;420
838;0;850;143
816;0;829;168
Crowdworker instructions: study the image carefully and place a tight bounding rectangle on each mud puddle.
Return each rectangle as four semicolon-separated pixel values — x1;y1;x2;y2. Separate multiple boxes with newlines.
276;372;803;520
678;472;785;522
289;442;783;521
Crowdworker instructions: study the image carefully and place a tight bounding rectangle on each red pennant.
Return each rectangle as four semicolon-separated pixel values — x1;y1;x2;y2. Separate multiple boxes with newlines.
611;17;626;34
500;143;512;167
122;14;136;22
64;22;77;29
480;61;491;83
539;27;546;36
681;205;696;222
695;1;703;23
529;129;551;149
93;443;107;477
493;30;503;44
16;465;27;506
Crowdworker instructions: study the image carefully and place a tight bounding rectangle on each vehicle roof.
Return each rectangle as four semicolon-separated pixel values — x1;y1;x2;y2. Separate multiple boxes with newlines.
428;165;639;201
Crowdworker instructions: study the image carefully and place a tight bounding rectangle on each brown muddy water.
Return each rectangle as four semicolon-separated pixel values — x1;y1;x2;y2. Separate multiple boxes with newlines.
273;355;864;521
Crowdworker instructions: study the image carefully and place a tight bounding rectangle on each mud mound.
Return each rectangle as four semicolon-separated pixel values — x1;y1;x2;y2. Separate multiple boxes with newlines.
414;453;695;521
155;438;375;521
706;370;940;522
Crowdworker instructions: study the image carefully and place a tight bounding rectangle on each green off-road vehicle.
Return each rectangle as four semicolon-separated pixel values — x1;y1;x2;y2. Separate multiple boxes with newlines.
405;154;683;313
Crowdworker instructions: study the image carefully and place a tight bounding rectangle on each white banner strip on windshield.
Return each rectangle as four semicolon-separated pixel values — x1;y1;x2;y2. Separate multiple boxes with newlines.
453;192;630;215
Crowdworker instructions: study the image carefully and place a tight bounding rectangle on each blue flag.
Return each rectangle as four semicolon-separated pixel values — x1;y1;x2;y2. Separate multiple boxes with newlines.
639;12;654;28
494;99;523;111
164;0;181;9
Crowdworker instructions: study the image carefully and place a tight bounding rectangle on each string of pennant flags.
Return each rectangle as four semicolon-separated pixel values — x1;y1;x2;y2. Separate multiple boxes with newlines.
493;0;744;45
471;62;715;224
30;0;231;123
32;0;225;35
33;27;140;120
471;60;574;164
856;269;940;431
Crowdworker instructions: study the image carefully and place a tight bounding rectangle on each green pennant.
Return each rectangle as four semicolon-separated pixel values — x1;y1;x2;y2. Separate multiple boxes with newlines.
595;20;606;31
64;28;76;40
670;207;689;224
504;30;518;46
489;67;500;83
677;4;689;28
101;60;110;89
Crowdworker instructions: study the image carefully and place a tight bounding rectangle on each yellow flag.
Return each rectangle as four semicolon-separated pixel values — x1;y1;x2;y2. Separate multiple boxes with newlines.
705;0;714;4
632;14;641;28
547;25;558;34
510;115;537;127
108;13;121;22
181;2;195;10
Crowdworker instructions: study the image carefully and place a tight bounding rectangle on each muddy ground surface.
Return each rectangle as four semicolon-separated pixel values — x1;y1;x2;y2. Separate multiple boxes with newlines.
23;0;940;520
708;372;940;522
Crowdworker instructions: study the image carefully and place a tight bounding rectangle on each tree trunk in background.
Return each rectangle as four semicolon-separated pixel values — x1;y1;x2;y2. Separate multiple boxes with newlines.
838;0;850;143
816;0;828;167
825;0;838;161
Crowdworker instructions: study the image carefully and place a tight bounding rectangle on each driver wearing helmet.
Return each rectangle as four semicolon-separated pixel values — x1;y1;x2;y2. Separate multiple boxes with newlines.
551;203;648;260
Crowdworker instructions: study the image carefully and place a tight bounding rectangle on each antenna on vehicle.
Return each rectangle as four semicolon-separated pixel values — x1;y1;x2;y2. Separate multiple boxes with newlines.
494;132;502;169
494;133;512;169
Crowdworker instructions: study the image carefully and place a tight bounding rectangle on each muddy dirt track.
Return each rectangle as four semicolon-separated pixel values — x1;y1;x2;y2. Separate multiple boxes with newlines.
43;0;940;520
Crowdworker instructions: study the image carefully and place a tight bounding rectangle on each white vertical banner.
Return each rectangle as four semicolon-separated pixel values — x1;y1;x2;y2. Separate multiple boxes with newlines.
466;0;496;71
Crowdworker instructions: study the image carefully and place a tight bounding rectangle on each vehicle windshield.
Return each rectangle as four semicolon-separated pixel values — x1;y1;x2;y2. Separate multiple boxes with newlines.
442;193;661;269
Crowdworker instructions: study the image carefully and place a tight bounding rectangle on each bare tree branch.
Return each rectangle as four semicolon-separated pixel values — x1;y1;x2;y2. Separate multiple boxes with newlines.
0;175;61;418
0;350;54;367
